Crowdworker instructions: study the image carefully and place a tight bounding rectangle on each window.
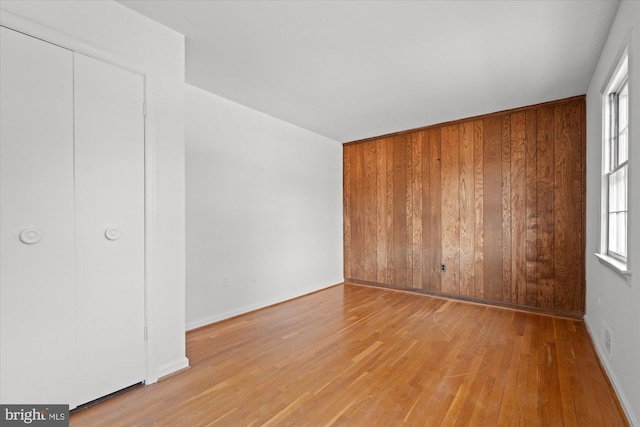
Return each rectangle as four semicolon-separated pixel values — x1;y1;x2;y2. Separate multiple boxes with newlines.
607;76;628;261
600;51;629;271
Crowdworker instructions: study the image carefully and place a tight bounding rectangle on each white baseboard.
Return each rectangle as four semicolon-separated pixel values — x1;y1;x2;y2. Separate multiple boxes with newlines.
584;318;639;427
185;283;337;331
155;357;190;380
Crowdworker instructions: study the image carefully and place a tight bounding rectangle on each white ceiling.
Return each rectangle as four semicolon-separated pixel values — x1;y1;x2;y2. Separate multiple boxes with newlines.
119;0;619;142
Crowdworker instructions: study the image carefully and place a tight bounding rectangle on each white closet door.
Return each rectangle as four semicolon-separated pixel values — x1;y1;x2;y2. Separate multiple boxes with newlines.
0;27;76;404
73;54;146;406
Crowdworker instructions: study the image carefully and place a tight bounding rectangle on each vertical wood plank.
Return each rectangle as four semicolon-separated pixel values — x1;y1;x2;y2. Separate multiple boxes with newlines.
536;108;555;309
473;121;484;299
343;145;352;279
483;117;503;301
392;135;408;287
376;139;388;284
363;141;378;282
441;124;460;295
554;103;570;312
386;137;395;284
525;111;539;307
428;128;442;292
501;116;512;303
410;132;423;288
578;100;586;314
554;101;584;313
352;142;365;280
420;131;431;290
341;97;585;317
511;112;527;305
459;121;475;297
405;136;414;288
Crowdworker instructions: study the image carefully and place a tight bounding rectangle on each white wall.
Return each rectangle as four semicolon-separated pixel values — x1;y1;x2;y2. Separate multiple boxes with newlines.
185;84;343;330
0;1;188;381
585;1;640;425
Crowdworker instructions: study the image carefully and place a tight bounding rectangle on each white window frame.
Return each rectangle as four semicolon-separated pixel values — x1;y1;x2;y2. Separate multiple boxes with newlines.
597;45;631;279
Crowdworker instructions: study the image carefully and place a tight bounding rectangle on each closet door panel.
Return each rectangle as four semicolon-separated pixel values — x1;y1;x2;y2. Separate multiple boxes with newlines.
73;53;145;405
0;27;76;404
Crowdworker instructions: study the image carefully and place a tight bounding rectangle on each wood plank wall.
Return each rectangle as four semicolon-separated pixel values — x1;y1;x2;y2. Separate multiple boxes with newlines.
343;96;586;317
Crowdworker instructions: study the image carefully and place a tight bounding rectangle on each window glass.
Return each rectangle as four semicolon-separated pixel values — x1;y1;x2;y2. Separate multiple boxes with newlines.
608;165;627;258
618;81;628;165
603;53;628;264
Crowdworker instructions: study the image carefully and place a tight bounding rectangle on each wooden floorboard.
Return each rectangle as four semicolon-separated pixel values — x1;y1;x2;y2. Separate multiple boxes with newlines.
70;283;628;426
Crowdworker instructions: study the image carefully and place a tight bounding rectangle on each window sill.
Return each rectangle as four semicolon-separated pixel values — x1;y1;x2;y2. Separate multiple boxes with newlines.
594;253;632;282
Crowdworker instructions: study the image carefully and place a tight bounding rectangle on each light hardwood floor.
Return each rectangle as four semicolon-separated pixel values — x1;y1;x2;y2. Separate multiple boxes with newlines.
70;283;628;426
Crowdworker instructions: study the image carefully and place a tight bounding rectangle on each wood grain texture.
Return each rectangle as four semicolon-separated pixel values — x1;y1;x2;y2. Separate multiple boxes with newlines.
501;115;512;304
459;121;475;297
510;112;526;306
385;137;395;284
473;120;484;299
392;135;408;286
352;143;365;281
483;116;503;302
375;138;388;284
553;100;585;313
440;124;460;295
428;128;442;292
363;141;377;282
410;132;423;288
343;97;586;316
70;284;628;427
420;131;431;290
343;145;352;279
405;135;414;288
525;110;539;307
536;107;555;309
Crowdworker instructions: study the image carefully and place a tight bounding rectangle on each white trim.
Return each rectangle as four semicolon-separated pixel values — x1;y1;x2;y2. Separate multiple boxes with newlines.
143;74;159;385
600;32;631;95
156;357;190;380
186;284;336;331
585;320;639;427
0;11;160;385
599;33;631;274
595;253;632;282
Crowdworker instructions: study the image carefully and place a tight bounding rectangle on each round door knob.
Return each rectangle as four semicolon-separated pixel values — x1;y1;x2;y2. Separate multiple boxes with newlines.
105;227;121;241
20;228;41;244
